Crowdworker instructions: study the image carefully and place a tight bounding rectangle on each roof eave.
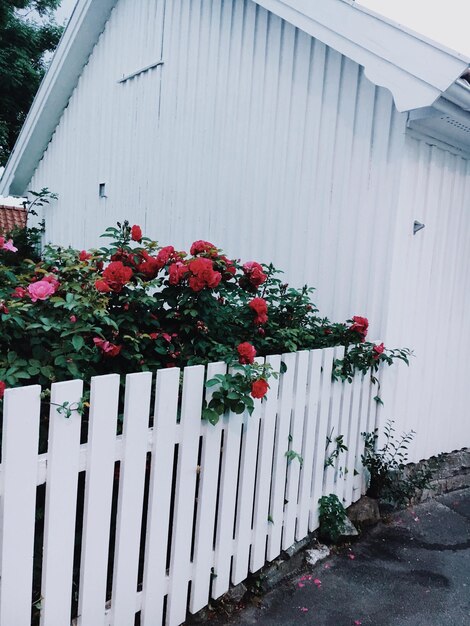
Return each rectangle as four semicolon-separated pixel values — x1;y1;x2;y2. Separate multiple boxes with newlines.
0;0;118;197
254;0;469;112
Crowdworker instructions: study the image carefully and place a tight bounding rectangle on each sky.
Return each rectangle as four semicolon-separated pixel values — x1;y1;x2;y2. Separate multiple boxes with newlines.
52;0;470;58
55;0;76;25
358;0;470;58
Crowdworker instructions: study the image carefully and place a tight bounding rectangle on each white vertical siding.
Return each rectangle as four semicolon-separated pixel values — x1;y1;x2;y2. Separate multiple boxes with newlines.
382;134;470;461
30;0;407;339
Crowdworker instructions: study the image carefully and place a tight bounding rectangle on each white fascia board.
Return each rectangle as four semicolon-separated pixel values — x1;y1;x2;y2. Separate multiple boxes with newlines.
0;0;118;197
253;0;469;112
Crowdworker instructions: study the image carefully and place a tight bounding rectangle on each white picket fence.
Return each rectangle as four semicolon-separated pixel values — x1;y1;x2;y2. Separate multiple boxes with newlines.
0;346;379;626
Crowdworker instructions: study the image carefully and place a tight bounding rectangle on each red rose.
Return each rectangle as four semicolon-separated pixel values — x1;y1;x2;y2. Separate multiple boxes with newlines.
349;316;369;342
11;286;27;298
138;251;162;280
242;261;267;288
102;261;133;292
251;378;269;399
79;250;91;262
69;315;77;323
95;279;112;293
168;261;189;285
188;258;221;292
237;342;257;365
373;343;385;360
43;274;60;289
190;240;218;256
131;225;142;241
0;381;6;399
249;297;268;325
221;256;237;278
93;337;122;357
156;245;176;266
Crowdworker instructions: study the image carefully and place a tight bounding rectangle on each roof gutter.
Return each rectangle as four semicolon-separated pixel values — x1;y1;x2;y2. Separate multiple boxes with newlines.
441;79;470;112
0;0;118;197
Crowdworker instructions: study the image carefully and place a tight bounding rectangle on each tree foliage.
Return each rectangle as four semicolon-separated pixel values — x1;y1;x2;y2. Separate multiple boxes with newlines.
0;1;63;166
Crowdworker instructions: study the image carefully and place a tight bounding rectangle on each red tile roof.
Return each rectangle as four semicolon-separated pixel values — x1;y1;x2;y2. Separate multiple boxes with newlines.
0;205;27;234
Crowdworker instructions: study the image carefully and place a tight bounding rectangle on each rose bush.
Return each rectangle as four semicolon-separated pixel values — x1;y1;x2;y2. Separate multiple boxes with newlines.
0;221;410;413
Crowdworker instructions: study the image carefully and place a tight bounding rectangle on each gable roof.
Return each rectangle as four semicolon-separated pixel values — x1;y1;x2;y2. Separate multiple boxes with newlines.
1;0;469;197
0;205;27;234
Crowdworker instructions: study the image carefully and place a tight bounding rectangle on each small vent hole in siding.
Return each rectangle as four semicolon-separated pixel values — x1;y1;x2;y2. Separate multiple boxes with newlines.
99;183;107;198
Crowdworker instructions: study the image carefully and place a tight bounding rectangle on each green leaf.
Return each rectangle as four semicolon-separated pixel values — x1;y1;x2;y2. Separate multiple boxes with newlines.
226;391;240;400
202;408;219;425
72;335;85;351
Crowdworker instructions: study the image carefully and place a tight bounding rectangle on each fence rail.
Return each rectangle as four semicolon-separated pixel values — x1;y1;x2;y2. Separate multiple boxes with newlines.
0;346;379;626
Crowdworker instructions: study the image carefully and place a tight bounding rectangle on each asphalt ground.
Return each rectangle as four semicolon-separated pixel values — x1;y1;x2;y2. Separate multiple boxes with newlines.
209;488;470;626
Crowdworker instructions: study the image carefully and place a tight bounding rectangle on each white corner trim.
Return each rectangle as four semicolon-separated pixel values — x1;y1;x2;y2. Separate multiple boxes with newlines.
253;0;469;112
0;0;119;197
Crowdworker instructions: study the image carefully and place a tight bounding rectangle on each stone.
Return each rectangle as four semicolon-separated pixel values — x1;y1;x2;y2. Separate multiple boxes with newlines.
305;544;330;567
224;582;248;604
347;496;381;526
340;516;359;537
285;535;311;558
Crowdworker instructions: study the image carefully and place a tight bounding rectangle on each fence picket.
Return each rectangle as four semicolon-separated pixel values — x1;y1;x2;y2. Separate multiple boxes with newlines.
141;367;181;626
323;348;344;498
250;354;281;573
40;379;83;626
111;372;152;626
78;374;120;626
353;374;369;497
309;348;335;531
334;379;352;502
296;350;323;540
343;372;363;507
232;370;262;585
189;362;226;614
166;365;206;626
211;407;244;599
266;351;296;561
0;385;41;626
283;351;309;549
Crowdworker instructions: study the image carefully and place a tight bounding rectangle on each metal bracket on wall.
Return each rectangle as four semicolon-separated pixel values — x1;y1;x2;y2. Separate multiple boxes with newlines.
413;221;425;235
118;61;164;84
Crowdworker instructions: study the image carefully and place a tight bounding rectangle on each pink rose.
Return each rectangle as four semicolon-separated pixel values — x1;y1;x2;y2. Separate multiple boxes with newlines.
1;239;18;253
28;279;57;302
93;337;122;357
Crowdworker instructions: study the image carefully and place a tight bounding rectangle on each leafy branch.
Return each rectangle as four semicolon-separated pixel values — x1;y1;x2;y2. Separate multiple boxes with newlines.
202;362;276;425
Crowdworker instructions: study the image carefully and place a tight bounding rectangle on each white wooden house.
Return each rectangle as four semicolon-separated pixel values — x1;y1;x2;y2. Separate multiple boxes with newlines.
1;0;470;460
